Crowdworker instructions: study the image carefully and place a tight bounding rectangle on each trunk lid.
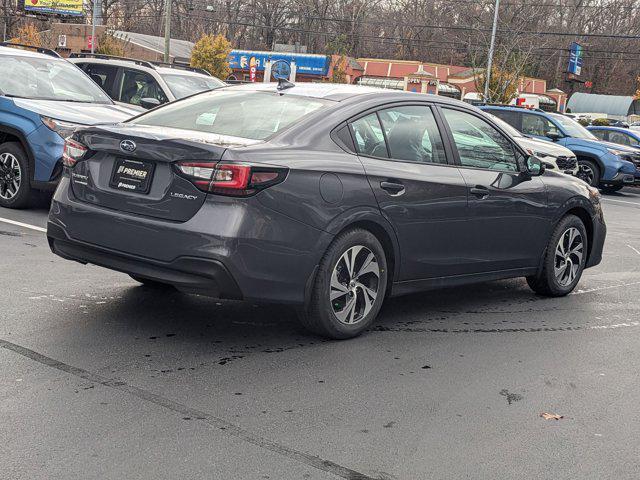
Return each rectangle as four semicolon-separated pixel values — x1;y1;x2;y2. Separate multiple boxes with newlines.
70;124;259;222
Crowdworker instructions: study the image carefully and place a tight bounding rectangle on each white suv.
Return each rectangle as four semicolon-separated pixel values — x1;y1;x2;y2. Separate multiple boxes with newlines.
68;54;225;110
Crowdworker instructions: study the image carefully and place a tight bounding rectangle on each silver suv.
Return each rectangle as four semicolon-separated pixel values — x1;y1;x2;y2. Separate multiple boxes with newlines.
68;53;225;110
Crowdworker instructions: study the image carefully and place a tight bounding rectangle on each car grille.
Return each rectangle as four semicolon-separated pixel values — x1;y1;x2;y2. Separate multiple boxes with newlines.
620;154;640;171
556;156;577;170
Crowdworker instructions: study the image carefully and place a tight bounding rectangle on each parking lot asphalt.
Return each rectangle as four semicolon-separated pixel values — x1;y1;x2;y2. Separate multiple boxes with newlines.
1;188;640;480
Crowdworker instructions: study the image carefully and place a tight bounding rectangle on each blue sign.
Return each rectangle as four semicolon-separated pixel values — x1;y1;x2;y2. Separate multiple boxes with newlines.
228;50;330;77
271;60;291;80
568;42;584;76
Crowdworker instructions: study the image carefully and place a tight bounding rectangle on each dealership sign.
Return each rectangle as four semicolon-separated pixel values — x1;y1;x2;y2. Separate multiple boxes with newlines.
24;0;83;16
228;50;330;77
567;42;584;76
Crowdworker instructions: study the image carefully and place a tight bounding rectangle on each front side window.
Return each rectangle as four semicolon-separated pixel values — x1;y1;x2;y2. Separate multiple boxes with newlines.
521;113;560;137
442;108;518;172
0;55;112;103
161;73;225;99
350;113;387;157
377;106;447;164
117;69;168;106
608;131;633;146
131;90;330;140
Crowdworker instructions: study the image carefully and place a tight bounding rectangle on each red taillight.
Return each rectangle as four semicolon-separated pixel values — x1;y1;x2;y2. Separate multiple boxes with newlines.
175;162;287;197
62;138;88;168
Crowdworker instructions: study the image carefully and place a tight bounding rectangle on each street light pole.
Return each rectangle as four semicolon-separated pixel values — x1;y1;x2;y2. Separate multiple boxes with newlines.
484;0;500;102
164;0;171;62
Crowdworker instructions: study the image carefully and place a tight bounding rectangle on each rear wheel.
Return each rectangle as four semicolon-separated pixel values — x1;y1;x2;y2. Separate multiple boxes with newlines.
527;215;587;296
577;159;600;187
299;229;388;339
0;142;33;209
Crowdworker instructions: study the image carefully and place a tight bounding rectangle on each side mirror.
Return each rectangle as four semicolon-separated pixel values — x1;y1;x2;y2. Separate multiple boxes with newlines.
546;131;562;141
526;155;546;176
140;97;161;110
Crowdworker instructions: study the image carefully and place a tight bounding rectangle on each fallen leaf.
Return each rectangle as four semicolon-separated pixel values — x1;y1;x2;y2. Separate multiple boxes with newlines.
540;412;563;420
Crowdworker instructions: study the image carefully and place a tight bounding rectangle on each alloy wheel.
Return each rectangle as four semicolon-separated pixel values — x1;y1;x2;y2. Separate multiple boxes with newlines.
0;152;21;200
329;245;380;325
578;163;595;186
554;227;584;287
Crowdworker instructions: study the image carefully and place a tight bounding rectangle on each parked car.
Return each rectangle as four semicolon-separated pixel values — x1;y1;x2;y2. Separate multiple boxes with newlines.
487;113;579;175
48;83;606;339
0;44;139;208
68;54;225;110
480;105;637;192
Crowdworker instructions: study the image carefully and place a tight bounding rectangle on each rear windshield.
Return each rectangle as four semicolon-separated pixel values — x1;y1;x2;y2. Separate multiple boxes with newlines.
130;89;330;140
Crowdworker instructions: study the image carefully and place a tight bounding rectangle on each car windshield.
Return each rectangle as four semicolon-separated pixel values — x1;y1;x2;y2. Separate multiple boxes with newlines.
548;113;597;140
130;89;330;140
0;55;112;104
487;113;523;138
161;72;225;99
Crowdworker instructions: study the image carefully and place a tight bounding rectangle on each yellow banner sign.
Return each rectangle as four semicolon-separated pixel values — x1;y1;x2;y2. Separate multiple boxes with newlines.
24;0;83;16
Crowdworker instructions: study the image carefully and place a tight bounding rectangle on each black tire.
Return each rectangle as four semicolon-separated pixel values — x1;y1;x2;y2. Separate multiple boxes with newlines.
577;159;600;187
526;214;588;297
600;185;623;194
298;228;388;339
129;275;174;289
0;142;33;209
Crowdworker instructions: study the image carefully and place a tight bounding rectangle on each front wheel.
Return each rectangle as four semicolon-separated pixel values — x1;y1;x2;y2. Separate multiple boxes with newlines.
0;142;33;209
299;229;388;339
577;159;600;187
527;214;588;297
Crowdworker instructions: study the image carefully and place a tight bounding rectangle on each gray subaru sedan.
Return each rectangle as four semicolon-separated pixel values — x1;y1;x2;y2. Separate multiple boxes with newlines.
47;83;606;339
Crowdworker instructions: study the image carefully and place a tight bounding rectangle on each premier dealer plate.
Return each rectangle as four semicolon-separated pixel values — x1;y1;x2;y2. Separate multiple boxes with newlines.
109;158;155;194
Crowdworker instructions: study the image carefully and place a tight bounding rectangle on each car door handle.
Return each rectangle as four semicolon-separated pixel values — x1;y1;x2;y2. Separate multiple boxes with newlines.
470;186;490;198
380;181;405;195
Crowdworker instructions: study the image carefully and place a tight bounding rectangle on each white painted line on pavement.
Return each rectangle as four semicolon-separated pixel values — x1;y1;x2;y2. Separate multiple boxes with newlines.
628;245;640;256
602;198;640;207
0;217;46;233
571;280;640;295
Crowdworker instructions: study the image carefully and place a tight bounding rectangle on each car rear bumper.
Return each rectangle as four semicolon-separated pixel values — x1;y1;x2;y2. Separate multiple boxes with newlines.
47;176;332;304
48;222;242;298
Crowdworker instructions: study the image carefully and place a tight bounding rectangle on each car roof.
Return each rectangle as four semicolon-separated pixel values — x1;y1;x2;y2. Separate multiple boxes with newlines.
588;125;640;134
481;105;550;116
0;45;61;60
220;82;473;104
68;56;214;78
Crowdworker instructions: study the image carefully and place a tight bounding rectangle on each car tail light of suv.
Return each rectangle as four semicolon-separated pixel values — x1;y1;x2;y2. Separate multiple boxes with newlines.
175;161;288;197
62;138;88;168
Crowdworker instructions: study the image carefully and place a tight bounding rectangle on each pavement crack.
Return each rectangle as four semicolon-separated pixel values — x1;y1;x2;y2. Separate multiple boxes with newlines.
0;338;375;480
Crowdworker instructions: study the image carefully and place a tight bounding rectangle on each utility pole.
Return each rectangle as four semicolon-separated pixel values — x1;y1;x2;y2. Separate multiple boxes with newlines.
164;0;171;62
484;0;500;102
90;0;102;53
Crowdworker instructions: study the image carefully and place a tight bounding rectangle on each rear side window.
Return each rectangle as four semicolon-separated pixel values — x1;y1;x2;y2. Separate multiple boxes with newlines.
82;63;119;95
487;109;521;130
378;106;446;164
131;90;329;140
350;113;388;157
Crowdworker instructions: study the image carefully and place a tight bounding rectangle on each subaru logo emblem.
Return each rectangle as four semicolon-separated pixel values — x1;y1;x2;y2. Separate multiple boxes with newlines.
120;140;136;153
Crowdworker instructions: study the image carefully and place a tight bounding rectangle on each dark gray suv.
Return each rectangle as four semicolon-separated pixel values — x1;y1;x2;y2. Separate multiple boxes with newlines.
47;83;606;339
